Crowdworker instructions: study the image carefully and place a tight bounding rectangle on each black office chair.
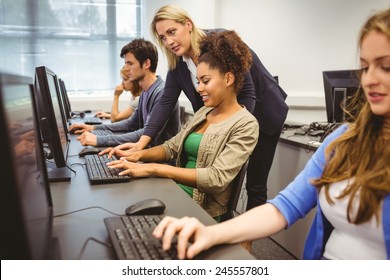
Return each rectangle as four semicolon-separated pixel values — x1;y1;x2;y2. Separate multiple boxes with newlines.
220;160;249;222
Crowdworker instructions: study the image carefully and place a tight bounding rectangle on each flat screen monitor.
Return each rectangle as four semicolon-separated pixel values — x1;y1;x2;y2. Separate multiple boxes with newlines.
323;69;360;123
57;77;72;121
34;66;71;181
0;72;54;259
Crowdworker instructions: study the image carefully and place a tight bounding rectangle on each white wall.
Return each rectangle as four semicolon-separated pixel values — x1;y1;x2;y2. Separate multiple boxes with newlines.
73;0;389;121
142;0;389;102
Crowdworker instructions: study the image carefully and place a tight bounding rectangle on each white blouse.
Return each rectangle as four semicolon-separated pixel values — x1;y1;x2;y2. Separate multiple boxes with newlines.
319;179;386;259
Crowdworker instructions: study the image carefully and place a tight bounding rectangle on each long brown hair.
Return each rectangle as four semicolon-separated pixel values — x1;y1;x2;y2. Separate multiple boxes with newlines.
312;9;390;225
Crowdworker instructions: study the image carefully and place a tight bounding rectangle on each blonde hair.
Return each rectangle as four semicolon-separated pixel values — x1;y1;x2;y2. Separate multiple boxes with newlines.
150;5;205;70
312;9;390;225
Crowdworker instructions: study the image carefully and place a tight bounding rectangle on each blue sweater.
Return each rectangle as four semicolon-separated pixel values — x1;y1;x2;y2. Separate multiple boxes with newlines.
94;76;180;147
269;124;390;259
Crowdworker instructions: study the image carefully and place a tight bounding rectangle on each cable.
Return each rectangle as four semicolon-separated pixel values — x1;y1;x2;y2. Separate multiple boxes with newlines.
77;237;112;260
66;164;76;174
70;162;85;168
53;206;124;218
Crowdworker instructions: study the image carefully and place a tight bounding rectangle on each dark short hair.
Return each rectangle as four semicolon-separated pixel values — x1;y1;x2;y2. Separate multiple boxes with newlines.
120;38;158;73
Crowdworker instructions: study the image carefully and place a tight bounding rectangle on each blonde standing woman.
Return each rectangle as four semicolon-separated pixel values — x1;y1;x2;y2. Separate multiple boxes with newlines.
154;8;390;260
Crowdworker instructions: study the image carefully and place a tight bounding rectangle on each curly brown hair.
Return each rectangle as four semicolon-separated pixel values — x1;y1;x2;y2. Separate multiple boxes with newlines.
312;9;390;225
198;30;252;93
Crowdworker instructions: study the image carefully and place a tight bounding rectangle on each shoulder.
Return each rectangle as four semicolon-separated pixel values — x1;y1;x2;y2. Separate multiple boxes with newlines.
155;76;165;87
193;106;213;117
237;107;258;123
150;76;165;93
322;123;349;145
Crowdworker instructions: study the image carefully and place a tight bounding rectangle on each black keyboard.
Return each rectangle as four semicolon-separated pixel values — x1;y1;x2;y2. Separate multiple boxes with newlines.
104;215;178;260
84;117;102;125
84;154;131;184
92;130;113;136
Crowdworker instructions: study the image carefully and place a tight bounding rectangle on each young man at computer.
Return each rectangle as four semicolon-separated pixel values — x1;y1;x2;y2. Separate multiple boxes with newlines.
69;39;180;148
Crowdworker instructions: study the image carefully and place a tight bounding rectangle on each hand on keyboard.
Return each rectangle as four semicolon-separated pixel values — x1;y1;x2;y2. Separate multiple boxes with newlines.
68;123;94;134
85;154;131;184
77;131;97;146
105;215;178;260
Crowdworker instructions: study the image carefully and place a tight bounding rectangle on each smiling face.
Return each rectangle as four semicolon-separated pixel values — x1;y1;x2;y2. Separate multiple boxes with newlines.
196;62;235;109
155;19;193;58
360;31;390;121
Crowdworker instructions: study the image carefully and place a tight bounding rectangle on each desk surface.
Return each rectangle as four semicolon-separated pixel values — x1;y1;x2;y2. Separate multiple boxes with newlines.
280;128;321;151
50;135;254;260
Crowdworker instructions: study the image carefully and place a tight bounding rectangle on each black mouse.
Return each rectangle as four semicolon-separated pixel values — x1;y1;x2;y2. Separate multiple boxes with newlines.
78;147;101;157
125;198;166;216
309;130;325;137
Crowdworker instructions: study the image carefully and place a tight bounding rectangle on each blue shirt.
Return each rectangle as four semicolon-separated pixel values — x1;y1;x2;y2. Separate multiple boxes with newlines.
269;124;390;259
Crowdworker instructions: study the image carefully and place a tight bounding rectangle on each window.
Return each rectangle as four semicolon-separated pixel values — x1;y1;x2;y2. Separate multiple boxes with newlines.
0;0;141;95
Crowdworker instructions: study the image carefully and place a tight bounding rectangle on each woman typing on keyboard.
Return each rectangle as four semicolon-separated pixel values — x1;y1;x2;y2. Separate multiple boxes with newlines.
153;9;390;260
106;30;259;222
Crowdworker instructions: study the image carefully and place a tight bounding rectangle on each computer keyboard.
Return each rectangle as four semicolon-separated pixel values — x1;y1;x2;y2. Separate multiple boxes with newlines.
84;154;131;184
104;215;178;260
92;129;113;136
84;116;102;125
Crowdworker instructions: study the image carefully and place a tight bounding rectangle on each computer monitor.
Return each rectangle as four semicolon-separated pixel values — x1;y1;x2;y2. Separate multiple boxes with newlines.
57;77;72;122
323;69;360;123
34;66;71;182
0;72;55;259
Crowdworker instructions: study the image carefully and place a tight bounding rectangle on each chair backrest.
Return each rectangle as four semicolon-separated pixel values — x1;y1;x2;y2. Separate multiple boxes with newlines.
220;160;249;222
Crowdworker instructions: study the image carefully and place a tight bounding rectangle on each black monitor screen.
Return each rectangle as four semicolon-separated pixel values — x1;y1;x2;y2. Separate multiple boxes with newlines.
58;78;72;120
323;70;360;123
34;66;69;168
0;73;53;259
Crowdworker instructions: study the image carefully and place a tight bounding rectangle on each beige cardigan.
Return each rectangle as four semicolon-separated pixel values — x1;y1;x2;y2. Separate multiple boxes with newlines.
162;106;259;217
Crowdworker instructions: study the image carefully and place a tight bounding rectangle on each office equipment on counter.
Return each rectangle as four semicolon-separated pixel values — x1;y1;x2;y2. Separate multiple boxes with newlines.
125;198;166;216
83;116;103;125
78;147;102;157
323;69;360;123
34;66;71;182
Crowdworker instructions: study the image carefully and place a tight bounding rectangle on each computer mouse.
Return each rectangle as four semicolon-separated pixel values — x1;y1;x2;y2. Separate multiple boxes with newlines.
309;130;325;137
83;109;92;113
125;198;166;216
294;128;307;135
78;147;101;157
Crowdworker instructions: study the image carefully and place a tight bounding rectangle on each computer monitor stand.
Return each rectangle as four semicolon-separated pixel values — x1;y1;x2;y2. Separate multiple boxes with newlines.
46;161;71;182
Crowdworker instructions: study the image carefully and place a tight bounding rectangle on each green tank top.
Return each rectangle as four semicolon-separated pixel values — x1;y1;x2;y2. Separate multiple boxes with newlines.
178;132;222;223
178;132;203;197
